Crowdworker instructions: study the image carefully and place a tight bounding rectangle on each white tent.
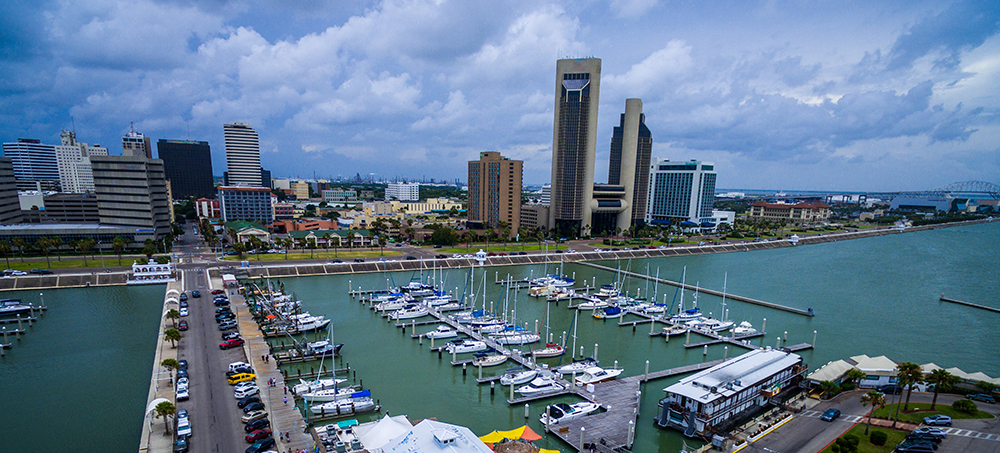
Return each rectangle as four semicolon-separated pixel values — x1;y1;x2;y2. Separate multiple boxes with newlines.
382;419;493;453
356;414;414;451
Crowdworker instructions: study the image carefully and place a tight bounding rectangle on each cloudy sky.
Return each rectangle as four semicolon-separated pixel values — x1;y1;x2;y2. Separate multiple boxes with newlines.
2;0;998;191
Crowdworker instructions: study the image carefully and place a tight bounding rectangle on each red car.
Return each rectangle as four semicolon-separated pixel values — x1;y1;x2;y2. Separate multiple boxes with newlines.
220;338;245;350
245;428;271;442
211;289;225;295
178;320;189;331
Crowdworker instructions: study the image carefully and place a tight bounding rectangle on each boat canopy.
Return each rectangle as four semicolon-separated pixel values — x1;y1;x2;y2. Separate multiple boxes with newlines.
350;390;371;398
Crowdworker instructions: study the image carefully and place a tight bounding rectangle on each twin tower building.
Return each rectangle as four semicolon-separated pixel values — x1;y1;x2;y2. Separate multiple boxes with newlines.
550;58;716;237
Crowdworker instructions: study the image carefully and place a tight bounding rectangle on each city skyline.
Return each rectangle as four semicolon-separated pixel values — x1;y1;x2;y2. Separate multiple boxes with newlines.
1;1;997;191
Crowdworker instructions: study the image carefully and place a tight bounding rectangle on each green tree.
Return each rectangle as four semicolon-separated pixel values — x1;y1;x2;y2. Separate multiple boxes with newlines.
232;242;247;260
249;236;262;261
154;401;176;435
817;380;836;399
35;237;53;268
160;358;179;385
307;237;317;259
112;236;127;265
846;368;866;387
75;238;96;267
165;309;180;328
0;240;11;269
143;239;157;260
896;362;923;411
925;369;958;410
430;226;458;246
860;390;885;435
163;328;182;348
321;232;331;258
953;398;978;414
12;237;25;262
50;236;64;261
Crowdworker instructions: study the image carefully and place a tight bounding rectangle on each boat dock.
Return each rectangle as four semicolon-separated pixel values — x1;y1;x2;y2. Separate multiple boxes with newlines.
577;262;814;317
939;294;1000;314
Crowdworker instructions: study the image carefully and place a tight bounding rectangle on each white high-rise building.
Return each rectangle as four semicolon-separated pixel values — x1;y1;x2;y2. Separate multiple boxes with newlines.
122;126;152;158
55;131;107;193
385;182;419;201
224;122;263;187
645;159;717;227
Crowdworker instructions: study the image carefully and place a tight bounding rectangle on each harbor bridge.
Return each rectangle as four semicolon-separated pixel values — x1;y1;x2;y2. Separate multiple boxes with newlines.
759;181;1000;203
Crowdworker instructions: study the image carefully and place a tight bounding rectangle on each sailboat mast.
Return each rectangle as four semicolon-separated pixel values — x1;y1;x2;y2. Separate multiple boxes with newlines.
571;309;579;358
722;272;728;322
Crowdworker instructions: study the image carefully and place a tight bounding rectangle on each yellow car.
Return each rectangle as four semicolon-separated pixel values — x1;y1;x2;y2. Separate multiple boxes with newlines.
227;372;256;385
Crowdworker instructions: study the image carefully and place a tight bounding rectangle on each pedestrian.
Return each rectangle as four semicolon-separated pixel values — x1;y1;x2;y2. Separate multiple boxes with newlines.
283;396;288;405
283;385;287;395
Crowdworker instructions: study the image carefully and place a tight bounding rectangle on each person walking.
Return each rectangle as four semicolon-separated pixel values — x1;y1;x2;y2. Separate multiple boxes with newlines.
283;396;288;405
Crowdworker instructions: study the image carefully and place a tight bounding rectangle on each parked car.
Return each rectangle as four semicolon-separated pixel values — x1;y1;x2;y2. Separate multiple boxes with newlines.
237;395;261;408
820;408;841;421
5;270;28;276
245;437;275;453
191;290;201;298
878;384;903;395
922;415;952;426
227;366;253;375
229;362;252;372
219;321;238;331
179;293;188;301
435;254;447;259
912;427;948;438
234;381;257;392
176;369;188;380
211;289;225;295
245;428;272;443
227;372;255;385
176;417;192;437
179;300;188;308
969;393;996;403
179;308;189;317
241;410;267;423
178;320;188;331
905;433;942;444
242;402;265;413
244;418;270;432
222;331;241;341
235;385;260;399
216;313;236;323
214;298;230;306
353;258;364;262
405;256;417;260
29;268;54;274
894;441;937;452
175;386;189;401
173;437;189;453
220;338;245;349
332;259;343;263
176;408;189;422
178;360;188;371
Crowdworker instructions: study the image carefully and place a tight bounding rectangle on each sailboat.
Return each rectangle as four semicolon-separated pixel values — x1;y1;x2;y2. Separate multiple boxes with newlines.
669;269;703;322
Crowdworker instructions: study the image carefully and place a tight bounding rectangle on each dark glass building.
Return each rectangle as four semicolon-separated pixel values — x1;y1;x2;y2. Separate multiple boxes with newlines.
156;139;215;199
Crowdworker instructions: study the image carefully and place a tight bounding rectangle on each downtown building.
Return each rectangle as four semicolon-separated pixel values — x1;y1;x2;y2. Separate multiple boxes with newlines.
467;151;522;234
224;122;263;187
122;127;153;158
645;159;717;229
218;186;273;224
156;139;215;199
91;155;172;239
385;182;420;201
0;158;23;224
591;99;653;236
55;130;108;194
1;138;61;191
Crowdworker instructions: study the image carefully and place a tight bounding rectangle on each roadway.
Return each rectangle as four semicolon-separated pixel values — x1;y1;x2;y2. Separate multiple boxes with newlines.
742;391;1000;453
174;231;252;453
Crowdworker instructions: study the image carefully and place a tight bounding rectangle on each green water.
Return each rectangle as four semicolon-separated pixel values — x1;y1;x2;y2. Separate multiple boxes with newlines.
0;222;996;452
0;284;165;452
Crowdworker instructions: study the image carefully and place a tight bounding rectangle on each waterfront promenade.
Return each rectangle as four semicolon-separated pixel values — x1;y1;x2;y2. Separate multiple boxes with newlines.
137;277;182;453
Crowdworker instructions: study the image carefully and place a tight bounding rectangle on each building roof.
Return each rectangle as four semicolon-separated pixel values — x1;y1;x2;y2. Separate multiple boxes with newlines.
849;354;898;373
224;220;267;233
663;349;802;404
807;359;855;383
382;419;493;453
287;229;369;239
750;201;830;209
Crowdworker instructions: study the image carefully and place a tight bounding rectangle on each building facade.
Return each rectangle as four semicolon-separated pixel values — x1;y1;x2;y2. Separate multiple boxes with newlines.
90;156;171;239
467;151;522;234
646;159;717;228
0;158;23;224
656;349;806;437
223;122;263;187
519;204;550;232
747;201;831;224
385;182;420;201
42;193;99;223
55;131;108;194
122;128;153;158
218;186;273;223
2;138;61;191
324;189;359;203
195;198;221;218
288;181;309;200
549;58;601;236
608;99;652;230
156;139;215;199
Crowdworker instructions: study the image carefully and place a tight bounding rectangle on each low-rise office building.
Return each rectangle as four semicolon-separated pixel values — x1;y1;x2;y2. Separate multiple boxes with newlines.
747;201;830;224
656;349;806;437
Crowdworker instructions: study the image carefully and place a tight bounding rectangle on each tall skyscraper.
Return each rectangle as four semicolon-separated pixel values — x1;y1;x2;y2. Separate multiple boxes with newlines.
122;126;153;158
608;99;652;229
1;138;60;191
467;151;523;234
645;159;717;227
91;155;171;238
157;139;215;199
0;158;23;224
224;122;262;187
549;58;601;236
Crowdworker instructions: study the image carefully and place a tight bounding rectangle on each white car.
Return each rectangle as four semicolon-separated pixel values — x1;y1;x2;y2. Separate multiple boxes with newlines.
176;387;189;401
9;270;27;276
235;385;260;398
179;308;189;317
177;378;189;391
234;381;257;391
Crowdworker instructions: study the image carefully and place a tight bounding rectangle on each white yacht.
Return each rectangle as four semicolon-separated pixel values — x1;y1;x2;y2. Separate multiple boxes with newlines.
516;376;564;396
685;318;733;332
445;339;487;354
292;378;347;395
308;390;375;415
554;358;598;375
575;297;609;310
491;332;540;345
532;344;565;358
389;304;429;320
574;366;624;385
299;386;362;403
733;321;758;336
472;352;508;367
500;369;538;386
423;325;458;339
539;401;601;426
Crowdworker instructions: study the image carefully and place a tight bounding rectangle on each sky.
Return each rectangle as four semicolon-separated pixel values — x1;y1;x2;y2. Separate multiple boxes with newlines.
1;0;998;192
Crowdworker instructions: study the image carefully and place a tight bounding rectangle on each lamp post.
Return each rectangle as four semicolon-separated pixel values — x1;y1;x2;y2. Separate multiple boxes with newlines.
98;241;105;268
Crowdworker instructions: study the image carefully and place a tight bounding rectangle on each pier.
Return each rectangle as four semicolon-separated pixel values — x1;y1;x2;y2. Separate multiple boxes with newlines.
577;262;814;317
939;294;1000;314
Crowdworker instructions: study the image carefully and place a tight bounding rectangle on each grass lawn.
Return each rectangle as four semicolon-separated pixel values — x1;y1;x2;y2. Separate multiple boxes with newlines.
224;249;402;261
871;402;994;424
1;255;154;270
818;424;908;453
435;244;566;254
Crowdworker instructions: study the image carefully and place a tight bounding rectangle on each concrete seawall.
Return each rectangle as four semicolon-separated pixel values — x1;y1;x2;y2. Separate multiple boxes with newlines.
137;279;184;452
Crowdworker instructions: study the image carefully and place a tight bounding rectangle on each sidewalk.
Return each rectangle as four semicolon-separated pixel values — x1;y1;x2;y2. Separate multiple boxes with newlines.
138;280;184;452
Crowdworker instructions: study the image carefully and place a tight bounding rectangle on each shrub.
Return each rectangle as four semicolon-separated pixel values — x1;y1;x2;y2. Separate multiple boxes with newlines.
841;382;855;391
953;399;978;414
831;435;859;453
842;434;860;448
869;430;887;446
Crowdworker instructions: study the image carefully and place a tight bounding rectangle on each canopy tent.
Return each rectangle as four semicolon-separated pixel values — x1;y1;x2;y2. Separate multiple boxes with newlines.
145;397;170;417
680;221;699;227
479;425;543;443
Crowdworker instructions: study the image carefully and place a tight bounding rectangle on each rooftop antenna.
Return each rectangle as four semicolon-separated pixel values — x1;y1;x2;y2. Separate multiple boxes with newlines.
129;121;135;135
71;116;76;134
186;120;190;140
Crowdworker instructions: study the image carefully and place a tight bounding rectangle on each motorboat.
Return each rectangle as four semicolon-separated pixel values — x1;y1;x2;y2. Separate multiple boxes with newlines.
472;352;508;367
450;309;487;323
685;318;733;332
423;325;458;339
306;340;344;357
628;303;666;314
389;304;429;320
593;306;625;319
592;284;619;299
574;366;624;385
292;378;347;395
539;401;601;426
0;299;33;316
400;279;436;295
299;386;363;403
546;288;576;302
661;324;688;336
500;369;538;386
309;390;375;415
445;339;487;354
575;297;609;310
468;316;503;328
478;322;508;334
492;332;540;345
286;314;331;333
374;296;414;312
371;292;405;303
532;344;565;358
516;376;564;396
733;321;758;336
529;285;557;297
530;274;574;288
422;293;452;306
554;358;598;375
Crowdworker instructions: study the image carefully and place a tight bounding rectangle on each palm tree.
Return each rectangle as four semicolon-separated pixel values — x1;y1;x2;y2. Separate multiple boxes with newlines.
12;237;25;262
75;238;96;267
817;380;836;399
861;390;885;434
154;400;176;435
846;368;866;387
322;232;331;258
897;362;923;411
163;328;182;348
249;236;262;261
160;358;179;386
232;242;247;260
0;240;11;269
925;369;958;410
165;309;180;328
307;237;317;259
50;237;64;261
112;237;127;265
35;237;53;268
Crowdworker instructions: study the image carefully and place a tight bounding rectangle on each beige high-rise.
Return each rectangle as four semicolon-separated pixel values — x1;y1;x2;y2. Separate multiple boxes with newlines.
468;151;522;236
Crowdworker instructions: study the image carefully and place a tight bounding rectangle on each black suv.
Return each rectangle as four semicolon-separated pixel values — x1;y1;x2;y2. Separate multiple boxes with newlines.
245;437;275;453
244;418;270;432
877;384;903;395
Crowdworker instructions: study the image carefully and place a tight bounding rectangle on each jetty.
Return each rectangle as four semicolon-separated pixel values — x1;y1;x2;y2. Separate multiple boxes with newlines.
939;294;1000;314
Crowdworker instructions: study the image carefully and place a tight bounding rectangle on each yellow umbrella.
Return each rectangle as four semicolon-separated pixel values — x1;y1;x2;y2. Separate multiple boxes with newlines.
478;431;508;443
